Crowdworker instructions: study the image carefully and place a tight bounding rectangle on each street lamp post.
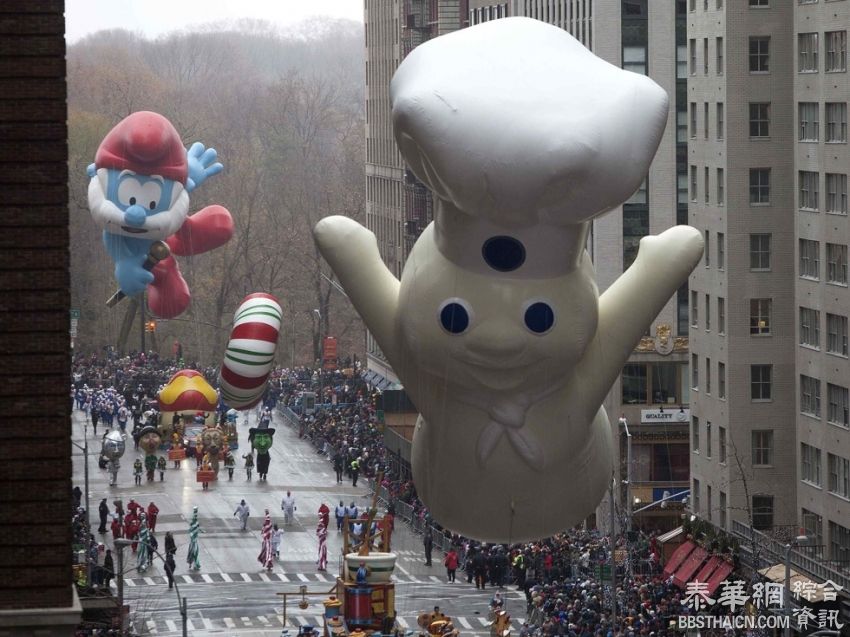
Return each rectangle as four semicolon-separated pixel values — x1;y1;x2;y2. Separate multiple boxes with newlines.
313;309;323;406
71;434;90;586
618;416;633;579
115;537;188;637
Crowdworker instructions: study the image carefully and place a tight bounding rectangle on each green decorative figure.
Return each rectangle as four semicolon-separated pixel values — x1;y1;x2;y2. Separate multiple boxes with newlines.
137;515;150;572
139;425;162;482
248;423;275;481
187;506;201;571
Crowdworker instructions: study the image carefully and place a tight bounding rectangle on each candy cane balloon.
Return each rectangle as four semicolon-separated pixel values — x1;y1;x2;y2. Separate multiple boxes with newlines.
219;293;281;409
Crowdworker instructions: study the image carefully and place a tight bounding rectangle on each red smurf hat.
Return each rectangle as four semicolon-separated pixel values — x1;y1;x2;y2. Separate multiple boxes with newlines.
95;111;188;184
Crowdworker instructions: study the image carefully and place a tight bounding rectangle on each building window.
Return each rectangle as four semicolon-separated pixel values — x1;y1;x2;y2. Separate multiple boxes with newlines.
677;44;687;79
828;453;850;497
829;520;850;562
706;421;712;457
826;173;848;214
689;39;696;75
799;32;820;72
718;297;725;334
693;477;700;513
691;290;698;326
750;168;771;204
826;243;848;285
622;363;648;404
703;38;709;75
716;102;724;139
717;232;725;269
690;165;697;201
751;364;772;400
750;298;772;335
828;383;850;427
718;362;726;398
800;307;821;348
704;166;709;203
717;168;724;205
678;284;689;336
799;171;820;210
800;238;820;279
689;0;696;10
690;102;697;138
802;509;823;548
693;416;700;453
706;485;712;522
801;374;822;417
750;234;771;270
692;354;699;390
750;102;770;137
801;443;822;486
827;313;849;356
749;0;769;5
799;102;820;141
826;30;847;72
621;361;688;405
749;36;770;72
705;357;711;393
719;491;727;528
826;102;847;142
704;230;710;266
719;427;727;463
714;37;724;75
752;495;774;530
623;45;647;75
705;294;711;331
752;430;774;466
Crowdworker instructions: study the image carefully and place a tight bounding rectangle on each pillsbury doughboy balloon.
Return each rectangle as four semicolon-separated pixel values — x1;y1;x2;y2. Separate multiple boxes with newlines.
314;18;703;542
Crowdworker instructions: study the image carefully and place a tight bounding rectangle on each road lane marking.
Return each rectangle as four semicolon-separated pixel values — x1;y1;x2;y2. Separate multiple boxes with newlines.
297;574;309;582
458;617;473;629
165;619;177;632
315;573;331;582
259;572;272;582
221;573;232;582
201;573;213;583
396;616;409;628
241;573;252;582
223;618;235;628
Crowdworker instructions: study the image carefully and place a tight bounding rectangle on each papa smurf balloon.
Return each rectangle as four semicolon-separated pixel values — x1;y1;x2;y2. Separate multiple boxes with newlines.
314;18;703;542
87;111;234;319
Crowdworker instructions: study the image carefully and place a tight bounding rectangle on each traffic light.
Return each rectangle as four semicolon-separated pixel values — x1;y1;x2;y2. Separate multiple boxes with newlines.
145;320;156;332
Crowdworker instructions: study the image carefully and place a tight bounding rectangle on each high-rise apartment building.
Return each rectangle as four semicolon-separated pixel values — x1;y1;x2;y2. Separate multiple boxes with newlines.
364;0;468;386
687;0;798;532
793;0;850;562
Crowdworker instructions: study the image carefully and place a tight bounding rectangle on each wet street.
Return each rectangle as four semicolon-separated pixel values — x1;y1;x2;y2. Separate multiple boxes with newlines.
73;407;525;636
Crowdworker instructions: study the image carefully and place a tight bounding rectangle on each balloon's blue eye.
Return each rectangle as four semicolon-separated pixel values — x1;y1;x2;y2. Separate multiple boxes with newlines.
524;302;555;334
482;235;525;272
440;302;470;334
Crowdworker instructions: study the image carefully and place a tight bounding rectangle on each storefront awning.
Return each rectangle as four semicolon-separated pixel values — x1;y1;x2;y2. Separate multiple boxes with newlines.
663;539;695;578
758;564;825;603
673;545;709;589
694;555;723;584
705;559;734;596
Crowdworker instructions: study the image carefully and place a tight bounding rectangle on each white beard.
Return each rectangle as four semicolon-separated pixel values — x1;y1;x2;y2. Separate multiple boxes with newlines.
88;173;190;240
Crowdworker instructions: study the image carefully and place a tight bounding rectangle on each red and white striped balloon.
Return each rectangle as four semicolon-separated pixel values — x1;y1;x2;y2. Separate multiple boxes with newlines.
219;293;281;409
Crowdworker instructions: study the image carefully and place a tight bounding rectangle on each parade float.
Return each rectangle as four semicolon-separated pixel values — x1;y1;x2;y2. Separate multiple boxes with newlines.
314;16;704;543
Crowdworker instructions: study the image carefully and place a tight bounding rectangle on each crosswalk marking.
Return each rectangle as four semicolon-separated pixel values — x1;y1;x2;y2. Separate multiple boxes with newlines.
457;617;473;629
185;619;195;631
241;616;252;625
165;619;177;632
201;618;213;629
180;575;192;584
295;616;308;626
223;618;235;628
429;575;442;583
478;617;490;627
315;572;331;582
297;573;309;582
221;573;232;582
144;577;156;585
395;616;409;628
258;572;272;582
258;616;270;625
276;572;290;582
241;573;252;582
201;573;213;583
146;619;157;633
124;578;135;587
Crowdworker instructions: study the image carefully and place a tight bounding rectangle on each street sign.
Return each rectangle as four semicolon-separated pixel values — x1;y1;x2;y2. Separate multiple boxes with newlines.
70;309;81;319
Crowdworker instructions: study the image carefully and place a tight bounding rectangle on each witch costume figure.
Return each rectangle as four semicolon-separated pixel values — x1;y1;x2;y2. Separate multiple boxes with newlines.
248;422;275;481
258;509;274;571
316;516;328;572
186;506;201;571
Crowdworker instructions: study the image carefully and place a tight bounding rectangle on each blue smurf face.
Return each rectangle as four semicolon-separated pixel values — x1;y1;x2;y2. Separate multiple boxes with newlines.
105;169;177;215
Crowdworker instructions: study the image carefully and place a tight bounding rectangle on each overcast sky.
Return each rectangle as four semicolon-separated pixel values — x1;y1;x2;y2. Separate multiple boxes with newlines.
65;0;363;42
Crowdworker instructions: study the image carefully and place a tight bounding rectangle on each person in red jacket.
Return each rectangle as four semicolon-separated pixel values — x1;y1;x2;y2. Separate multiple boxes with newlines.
127;499;141;517
147;502;159;533
444;546;459;583
317;503;330;530
126;516;141;554
110;516;124;541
